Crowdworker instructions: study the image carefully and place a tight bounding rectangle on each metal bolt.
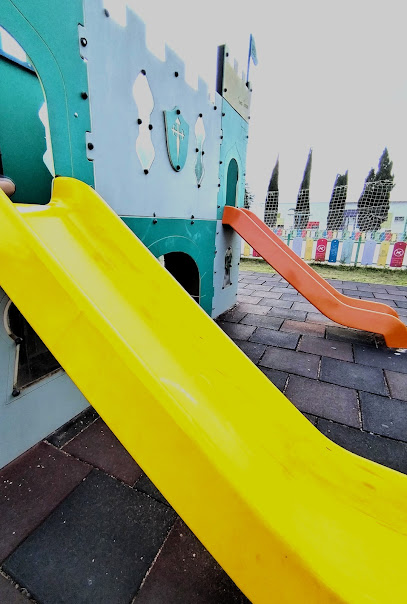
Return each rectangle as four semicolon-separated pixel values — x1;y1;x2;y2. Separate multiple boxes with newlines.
12;388;20;397
80;38;87;47
191;215;194;219
87;142;94;150
104;8;110;16
195;148;199;152
191;220;194;225
81;91;88;99
153;219;157;224
222;112;225;117
176;109;181;115
144;169;149;175
148;124;153;130
197;184;201;188
137;118;142;124
174;71;179;77
141;69;146;75
224;88;227;93
199;113;203;117
214;105;217;110
201;151;205;155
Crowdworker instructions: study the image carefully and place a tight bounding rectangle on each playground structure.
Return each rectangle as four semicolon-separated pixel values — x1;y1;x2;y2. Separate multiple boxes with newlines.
1;1;407;603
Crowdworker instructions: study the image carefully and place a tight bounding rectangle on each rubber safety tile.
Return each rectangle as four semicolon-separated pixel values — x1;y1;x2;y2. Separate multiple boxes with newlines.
63;418;143;485
133;518;250;603
0;441;91;562
3;470;177;604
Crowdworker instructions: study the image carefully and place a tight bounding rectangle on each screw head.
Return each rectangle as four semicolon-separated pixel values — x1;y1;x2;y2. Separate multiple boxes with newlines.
104;8;110;16
199;113;203;117
144;169;149;175
148;124;153;130
141;69;146;75
153;219;157;224
80;37;87;47
176;165;180;171
174;71;179;77
87;142;94;150
176;109;181;115
214;106;217;110
81;91;88;99
137;118;142;125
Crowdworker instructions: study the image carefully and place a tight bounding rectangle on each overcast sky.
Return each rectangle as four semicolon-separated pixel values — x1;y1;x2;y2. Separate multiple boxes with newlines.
106;0;407;208
4;0;406;207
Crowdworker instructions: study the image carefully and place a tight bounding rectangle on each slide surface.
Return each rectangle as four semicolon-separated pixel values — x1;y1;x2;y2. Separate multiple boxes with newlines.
1;179;407;603
223;206;407;348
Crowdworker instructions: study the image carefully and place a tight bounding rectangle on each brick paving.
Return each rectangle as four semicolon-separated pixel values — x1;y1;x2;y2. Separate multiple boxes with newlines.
1;269;407;603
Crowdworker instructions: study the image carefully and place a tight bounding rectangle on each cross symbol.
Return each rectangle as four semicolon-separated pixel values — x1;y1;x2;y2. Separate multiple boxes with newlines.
171;117;184;163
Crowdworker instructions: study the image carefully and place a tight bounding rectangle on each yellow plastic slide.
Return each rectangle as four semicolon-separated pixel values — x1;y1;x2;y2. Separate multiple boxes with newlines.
1;178;407;603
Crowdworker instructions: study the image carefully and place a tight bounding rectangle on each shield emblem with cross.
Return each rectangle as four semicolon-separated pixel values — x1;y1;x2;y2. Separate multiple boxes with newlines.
163;107;189;171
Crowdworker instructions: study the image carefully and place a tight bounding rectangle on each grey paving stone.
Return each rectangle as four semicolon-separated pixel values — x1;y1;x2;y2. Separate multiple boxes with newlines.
239;315;284;330
250;290;282;300
326;279;342;286
236;303;271;315
4;471;177;604
395;300;407;309
0;575;31;603
357;291;375;299
285;376;360;427
234;339;267;364
249;328;299;350
340;281;358;290
373;293;407;302
0;442;91;563
216;307;247;323
325;325;376;345
134;519;249;604
306;313;337;325
134;474;169;507
267;308;307;321
292;301;316;312
353;345;407;374
281;320;326;337
248;284;272;292
259;367;288;391
360;392;407;442
260;347;320;379
385;370;407;401
320;357;388;395
298;336;353;362
264;298;293;309
236;295;261;305
217;321;256;341
303;413;318;426
357;283;380;292
280;293;303;302
342;290;362;298
317;419;407;474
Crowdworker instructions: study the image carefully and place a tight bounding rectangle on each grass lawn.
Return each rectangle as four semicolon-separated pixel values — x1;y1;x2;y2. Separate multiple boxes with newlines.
240;257;407;286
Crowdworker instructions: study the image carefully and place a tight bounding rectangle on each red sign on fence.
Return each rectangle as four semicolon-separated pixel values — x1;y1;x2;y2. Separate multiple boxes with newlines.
390;242;407;267
315;238;327;261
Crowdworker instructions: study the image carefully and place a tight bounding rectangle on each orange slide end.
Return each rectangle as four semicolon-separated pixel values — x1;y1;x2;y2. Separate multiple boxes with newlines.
223;206;407;348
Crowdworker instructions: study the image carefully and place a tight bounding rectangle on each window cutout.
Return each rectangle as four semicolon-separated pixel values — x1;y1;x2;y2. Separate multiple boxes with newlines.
226;158;239;206
7;303;60;391
194;115;205;185
223;246;232;288
132;72;155;171
163;252;199;303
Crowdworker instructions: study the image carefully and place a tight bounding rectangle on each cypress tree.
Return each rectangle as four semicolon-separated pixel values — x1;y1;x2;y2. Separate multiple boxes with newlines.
264;156;279;227
327;171;348;230
295;148;312;229
357;149;394;231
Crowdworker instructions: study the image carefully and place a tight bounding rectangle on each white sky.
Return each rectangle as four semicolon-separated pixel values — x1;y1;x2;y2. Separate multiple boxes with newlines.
4;0;407;207
111;0;407;207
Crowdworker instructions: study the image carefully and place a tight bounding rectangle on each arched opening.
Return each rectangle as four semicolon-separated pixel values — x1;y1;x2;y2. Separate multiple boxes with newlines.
6;302;60;393
0;27;53;204
161;252;200;303
226;158;239;207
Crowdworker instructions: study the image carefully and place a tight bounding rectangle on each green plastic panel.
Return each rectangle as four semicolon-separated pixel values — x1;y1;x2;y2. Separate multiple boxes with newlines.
122;217;216;316
0;56;52;203
0;0;93;187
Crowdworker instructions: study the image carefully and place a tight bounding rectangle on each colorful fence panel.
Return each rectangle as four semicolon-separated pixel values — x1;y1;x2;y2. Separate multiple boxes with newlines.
390;242;407;267
361;239;376;265
315;238;327;261
328;239;339;263
377;241;391;266
304;238;313;261
340;240;353;263
292;237;303;256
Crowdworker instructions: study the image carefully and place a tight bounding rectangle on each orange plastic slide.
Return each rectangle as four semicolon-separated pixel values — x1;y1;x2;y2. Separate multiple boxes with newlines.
223;206;407;348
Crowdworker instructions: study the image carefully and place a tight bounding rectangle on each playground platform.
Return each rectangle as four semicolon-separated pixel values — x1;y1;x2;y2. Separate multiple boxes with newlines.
1;271;407;604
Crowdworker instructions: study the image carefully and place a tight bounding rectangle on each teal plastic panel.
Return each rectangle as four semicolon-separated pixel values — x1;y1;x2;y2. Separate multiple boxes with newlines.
0;56;52;203
122;217;216;315
217;99;249;220
212;221;241;318
0;0;93;186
